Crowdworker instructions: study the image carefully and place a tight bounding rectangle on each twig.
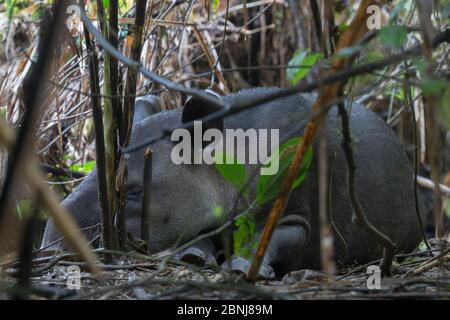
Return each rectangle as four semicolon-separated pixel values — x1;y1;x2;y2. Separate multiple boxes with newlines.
417;0;444;238
96;0;120;250
117;0;148;248
80;0;116;256
417;175;450;197
123;27;450;153
408;247;450;276
0;1;62;225
141;148;153;249
12;208;40;299
71;274;291;300
192;26;230;93
78;9;225;110
0;121;102;277
404;67;432;252
337;100;396;276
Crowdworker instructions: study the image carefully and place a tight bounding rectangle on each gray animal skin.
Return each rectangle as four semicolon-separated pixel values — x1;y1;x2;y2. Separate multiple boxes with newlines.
42;88;425;278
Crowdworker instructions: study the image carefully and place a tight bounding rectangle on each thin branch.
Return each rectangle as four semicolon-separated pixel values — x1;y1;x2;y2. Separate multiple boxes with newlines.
81;0;116;254
78;9;225;110
141;148;153;249
0;121;102;277
123;28;450;154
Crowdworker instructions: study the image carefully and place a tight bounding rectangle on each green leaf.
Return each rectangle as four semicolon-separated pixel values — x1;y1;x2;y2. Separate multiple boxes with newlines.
212;205;224;220
211;0;220;13
287;50;323;85
256;137;313;205
215;152;249;199
233;213;257;259
69;160;96;174
419;78;448;96
338;23;349;33
103;0;110;10
15;200;36;219
379;25;408;48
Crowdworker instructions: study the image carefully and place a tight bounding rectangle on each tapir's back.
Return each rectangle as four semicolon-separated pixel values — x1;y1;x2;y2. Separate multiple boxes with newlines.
222;88;424;267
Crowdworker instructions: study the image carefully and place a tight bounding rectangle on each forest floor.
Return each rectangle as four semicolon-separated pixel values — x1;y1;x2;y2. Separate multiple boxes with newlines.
1;243;449;300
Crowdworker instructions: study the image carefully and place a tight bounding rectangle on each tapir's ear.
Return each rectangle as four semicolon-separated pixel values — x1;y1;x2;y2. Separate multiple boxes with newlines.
133;95;161;125
181;90;223;132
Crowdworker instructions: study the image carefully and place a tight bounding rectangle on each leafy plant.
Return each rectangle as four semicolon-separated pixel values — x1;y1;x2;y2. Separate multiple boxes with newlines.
211;0;220;13
212;205;224;220
214;152;249;200
69;160;96;174
379;25;408;48
233;213;257;259
256;137;313;205
419;78;448;96
214;137;313;258
287;50;323;85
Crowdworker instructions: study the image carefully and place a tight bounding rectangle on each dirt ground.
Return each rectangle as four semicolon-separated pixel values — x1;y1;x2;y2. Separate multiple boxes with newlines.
1;244;449;300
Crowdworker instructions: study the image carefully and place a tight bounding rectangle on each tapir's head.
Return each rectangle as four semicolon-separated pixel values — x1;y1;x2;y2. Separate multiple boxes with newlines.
41;93;231;253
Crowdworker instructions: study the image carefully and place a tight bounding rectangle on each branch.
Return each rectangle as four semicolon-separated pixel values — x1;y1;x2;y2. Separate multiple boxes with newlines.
78;9;225;110
123;28;450;154
117;0;148;248
81;0;116;254
0;121;102;277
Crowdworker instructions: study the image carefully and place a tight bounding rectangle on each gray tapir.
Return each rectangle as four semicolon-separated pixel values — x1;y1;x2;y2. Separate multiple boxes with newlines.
42;88;425;277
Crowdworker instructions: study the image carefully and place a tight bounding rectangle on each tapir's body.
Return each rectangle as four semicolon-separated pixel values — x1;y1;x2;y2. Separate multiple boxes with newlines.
42;88;424;277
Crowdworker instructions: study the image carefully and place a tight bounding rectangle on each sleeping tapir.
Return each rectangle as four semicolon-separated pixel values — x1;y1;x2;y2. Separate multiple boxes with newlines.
42;88;425;277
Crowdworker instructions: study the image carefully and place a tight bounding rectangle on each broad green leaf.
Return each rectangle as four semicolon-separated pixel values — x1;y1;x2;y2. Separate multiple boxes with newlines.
103;0;110;10
287;50;323;85
256;137;313;205
69;160;96;174
379;25;408;48
215;152;249;199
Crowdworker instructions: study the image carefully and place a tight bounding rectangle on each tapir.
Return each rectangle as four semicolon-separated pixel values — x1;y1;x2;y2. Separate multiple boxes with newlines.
42;88;425;277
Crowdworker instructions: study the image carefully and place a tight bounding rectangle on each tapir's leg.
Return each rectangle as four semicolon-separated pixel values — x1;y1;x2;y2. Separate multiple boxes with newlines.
176;238;218;267
262;223;309;274
222;216;310;278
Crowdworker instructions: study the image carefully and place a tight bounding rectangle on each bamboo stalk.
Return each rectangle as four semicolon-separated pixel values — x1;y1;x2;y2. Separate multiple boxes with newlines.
117;0;148;248
96;0;119;250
